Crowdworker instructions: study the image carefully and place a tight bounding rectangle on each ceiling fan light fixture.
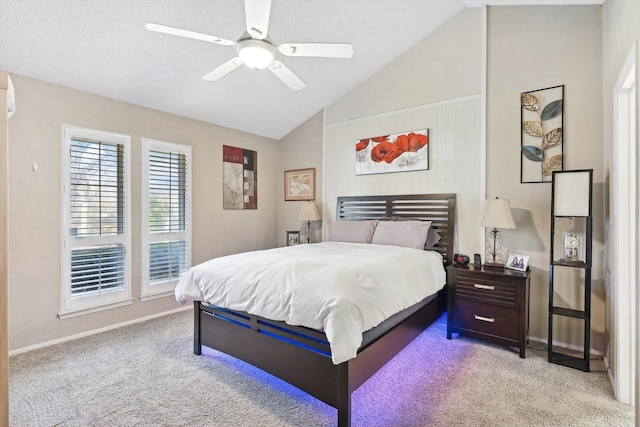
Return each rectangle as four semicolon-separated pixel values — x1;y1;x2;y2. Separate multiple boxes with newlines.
236;39;276;70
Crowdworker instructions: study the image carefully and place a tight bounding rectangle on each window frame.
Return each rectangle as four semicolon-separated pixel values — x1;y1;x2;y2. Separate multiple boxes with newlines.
60;125;132;318
141;138;192;300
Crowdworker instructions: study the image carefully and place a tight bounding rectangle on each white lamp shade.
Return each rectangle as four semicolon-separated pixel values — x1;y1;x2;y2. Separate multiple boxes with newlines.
298;202;321;222
476;198;516;229
553;171;591;216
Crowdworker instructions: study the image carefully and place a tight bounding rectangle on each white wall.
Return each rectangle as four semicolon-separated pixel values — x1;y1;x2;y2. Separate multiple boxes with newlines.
323;7;484;257
7;74;279;351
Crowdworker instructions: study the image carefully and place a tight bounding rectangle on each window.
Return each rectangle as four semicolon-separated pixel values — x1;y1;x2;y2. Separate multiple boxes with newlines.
141;138;191;299
61;125;131;318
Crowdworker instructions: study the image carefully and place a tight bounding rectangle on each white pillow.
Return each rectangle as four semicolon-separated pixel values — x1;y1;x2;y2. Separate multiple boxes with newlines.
330;220;379;244
371;220;431;249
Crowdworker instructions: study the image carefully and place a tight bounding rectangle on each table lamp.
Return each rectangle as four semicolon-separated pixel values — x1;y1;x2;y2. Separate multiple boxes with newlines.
476;197;516;269
298;201;321;243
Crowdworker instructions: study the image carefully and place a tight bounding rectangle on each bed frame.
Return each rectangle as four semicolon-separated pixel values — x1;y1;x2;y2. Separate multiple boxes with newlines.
193;193;456;426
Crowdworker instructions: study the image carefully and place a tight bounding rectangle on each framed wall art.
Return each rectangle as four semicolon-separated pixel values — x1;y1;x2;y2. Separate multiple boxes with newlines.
284;168;315;201
355;129;429;175
223;145;257;209
521;84;564;183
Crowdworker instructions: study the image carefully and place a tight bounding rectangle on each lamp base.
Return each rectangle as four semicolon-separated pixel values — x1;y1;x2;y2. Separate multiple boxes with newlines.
483;262;505;270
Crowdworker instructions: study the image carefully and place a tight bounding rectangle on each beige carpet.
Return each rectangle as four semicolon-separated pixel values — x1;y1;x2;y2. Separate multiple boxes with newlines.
9;310;634;426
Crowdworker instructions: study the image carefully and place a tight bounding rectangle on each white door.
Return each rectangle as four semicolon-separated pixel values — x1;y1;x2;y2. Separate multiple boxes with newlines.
613;42;637;406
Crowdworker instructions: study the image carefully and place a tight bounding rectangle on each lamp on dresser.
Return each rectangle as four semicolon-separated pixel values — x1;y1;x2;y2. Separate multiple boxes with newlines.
298;201;321;243
476;197;516;269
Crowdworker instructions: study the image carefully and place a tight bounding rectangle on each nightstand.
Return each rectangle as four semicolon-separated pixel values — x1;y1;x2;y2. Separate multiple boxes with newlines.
447;265;530;358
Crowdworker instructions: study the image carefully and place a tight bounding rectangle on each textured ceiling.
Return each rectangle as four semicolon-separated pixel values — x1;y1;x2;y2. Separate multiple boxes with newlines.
0;0;602;140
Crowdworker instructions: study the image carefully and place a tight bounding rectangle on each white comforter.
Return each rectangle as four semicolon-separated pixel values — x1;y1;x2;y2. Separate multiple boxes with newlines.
175;242;446;364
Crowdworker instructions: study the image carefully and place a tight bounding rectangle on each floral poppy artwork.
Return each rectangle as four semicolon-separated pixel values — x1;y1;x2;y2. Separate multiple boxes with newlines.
355;129;429;175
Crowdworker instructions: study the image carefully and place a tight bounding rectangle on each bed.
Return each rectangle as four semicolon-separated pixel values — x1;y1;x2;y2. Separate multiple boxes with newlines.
178;193;456;426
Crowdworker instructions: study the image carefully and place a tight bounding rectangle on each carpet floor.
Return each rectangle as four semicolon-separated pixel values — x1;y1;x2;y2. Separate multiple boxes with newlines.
9;309;634;426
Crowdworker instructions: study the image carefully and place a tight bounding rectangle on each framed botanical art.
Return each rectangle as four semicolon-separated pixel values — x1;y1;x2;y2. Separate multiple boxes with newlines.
284;168;315;201
521;85;564;183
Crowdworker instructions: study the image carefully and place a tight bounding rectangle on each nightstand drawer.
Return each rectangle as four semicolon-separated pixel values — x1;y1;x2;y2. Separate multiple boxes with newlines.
455;275;518;308
452;299;519;341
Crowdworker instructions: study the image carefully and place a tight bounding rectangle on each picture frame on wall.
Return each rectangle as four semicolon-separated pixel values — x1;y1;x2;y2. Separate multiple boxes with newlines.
223;145;257;209
286;230;300;246
355;129;429;176
284;168;316;201
520;84;564;183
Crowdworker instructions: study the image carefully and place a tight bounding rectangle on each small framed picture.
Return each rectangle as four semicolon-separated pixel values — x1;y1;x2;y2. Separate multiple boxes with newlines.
284;168;316;201
286;230;300;246
506;254;529;271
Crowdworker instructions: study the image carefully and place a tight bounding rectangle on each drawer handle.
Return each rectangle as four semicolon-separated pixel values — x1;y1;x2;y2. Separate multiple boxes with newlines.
474;315;495;323
474;283;495;290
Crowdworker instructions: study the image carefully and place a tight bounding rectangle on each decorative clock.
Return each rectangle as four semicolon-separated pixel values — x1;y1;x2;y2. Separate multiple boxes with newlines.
562;231;583;262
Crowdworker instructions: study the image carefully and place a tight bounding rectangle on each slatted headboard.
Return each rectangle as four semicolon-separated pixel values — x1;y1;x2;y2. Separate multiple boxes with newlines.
336;193;456;266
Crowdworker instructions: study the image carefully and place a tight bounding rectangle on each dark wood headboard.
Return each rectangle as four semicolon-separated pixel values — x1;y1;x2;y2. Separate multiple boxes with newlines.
336;193;456;266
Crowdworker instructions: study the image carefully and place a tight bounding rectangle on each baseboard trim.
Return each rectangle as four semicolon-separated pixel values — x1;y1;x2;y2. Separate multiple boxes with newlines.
528;335;605;357
9;305;193;356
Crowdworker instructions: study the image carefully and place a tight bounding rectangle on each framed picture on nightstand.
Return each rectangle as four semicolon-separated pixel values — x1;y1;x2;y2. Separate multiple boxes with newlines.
286;230;300;246
506;253;529;271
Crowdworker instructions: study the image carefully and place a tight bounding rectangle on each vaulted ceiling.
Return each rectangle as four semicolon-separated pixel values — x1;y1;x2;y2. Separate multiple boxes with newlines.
0;0;602;139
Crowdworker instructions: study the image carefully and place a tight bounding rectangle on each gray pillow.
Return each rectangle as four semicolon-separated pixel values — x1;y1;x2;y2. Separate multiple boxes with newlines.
330;220;379;243
381;216;441;250
424;227;442;250
371;220;431;249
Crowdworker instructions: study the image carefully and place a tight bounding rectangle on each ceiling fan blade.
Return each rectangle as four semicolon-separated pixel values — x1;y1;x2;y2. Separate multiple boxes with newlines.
202;57;244;81
244;0;271;39
278;43;354;58
268;60;306;91
145;23;234;46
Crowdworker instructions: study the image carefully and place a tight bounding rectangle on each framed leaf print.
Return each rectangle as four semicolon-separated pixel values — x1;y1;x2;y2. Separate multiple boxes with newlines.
520;85;564;183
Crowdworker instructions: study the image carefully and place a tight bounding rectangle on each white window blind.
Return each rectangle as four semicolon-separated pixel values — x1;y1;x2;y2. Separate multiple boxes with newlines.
69;139;125;295
61;126;131;317
142;139;191;298
70;244;125;295
70;139;124;238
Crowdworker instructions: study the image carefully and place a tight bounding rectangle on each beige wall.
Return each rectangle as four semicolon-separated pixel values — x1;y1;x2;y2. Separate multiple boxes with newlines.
7;75;279;352
277;112;324;246
325;7;481;125
323;7;484;257
487;6;604;350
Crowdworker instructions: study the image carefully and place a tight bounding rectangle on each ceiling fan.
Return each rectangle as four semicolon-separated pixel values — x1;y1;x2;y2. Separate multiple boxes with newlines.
145;0;354;91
